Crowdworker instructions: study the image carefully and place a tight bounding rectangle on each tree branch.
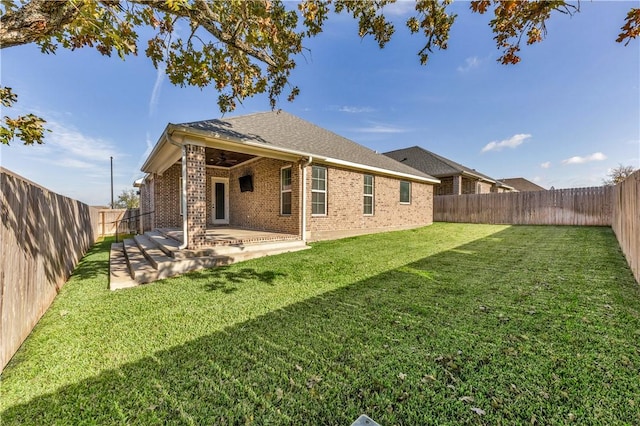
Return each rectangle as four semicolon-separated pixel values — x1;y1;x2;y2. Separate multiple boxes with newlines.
0;0;84;49
131;0;279;68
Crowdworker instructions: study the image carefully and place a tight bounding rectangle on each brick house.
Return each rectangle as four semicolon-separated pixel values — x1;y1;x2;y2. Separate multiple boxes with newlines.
138;111;439;248
383;146;515;195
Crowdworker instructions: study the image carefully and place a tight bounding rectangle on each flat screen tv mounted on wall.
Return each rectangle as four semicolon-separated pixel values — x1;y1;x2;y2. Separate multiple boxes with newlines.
239;175;253;192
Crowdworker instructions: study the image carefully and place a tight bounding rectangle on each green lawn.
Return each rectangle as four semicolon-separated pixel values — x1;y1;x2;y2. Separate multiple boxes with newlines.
1;223;639;425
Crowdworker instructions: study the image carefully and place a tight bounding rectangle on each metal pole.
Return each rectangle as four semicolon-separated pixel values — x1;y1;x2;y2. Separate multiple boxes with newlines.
110;156;114;209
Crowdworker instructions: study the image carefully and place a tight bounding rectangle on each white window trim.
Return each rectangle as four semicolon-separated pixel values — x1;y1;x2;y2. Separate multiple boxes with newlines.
311;165;327;217
364;174;374;216
280;165;292;216
400;180;411;204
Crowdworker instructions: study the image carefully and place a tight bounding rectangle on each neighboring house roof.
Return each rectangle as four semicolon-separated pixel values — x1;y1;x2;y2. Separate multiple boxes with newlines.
383;146;497;183
499;177;546;191
143;111;439;183
494;180;516;191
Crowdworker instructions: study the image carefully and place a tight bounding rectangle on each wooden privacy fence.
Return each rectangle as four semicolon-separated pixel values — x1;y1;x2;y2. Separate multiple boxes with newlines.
97;208;140;236
434;186;613;226
611;171;640;284
0;168;100;372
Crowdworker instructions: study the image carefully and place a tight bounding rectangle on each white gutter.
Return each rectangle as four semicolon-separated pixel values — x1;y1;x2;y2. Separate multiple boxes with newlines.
301;156;312;243
166;132;189;250
461;170;495;184
324;158;440;184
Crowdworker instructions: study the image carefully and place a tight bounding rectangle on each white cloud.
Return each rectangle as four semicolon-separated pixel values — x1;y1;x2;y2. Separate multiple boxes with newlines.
57;158;94;169
149;61;166;117
354;124;407;134
382;0;415;16
481;133;531;153
1;119;120;205
457;56;480;73
561;152;607;165
540;161;551;169
338;106;375;113
47;121;117;162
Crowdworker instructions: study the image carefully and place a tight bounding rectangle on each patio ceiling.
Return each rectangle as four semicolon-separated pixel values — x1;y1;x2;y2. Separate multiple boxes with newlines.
204;148;256;168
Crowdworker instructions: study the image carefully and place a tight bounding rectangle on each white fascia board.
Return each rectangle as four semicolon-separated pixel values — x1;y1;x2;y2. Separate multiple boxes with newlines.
461;170;496;183
322;158;440;184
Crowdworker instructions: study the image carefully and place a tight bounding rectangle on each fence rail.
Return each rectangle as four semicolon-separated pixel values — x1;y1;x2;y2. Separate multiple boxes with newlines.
98;208;139;236
434;186;613;226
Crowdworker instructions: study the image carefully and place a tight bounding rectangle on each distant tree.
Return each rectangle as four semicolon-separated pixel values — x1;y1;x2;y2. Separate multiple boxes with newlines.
113;189;139;209
603;164;637;186
1;1;638;145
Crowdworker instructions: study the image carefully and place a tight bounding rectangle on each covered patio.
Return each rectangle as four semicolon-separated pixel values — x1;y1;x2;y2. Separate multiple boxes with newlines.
158;226;301;247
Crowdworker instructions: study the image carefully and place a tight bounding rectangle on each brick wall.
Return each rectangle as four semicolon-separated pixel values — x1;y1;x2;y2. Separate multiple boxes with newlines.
153;163;182;228
185;145;207;248
436;177;454;195
228;158;300;235
461;177;477;194
139;176;154;232
477;181;492;194
306;164;434;240
144;158;435;242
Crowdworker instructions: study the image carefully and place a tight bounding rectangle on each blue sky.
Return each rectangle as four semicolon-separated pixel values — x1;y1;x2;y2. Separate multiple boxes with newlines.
1;1;638;205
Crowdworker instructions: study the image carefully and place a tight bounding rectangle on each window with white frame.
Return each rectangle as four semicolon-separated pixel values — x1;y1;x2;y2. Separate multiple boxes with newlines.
400;180;411;204
281;166;292;215
363;174;374;215
311;166;327;215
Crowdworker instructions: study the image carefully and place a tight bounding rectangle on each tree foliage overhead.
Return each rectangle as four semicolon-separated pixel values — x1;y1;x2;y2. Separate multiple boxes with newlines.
1;0;638;146
603;164;637;186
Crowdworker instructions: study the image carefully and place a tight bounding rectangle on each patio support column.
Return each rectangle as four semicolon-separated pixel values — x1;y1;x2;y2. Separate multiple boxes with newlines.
453;175;462;195
185;144;207;248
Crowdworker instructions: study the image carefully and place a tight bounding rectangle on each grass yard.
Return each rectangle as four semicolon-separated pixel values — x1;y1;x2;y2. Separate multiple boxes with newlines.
1;223;639;425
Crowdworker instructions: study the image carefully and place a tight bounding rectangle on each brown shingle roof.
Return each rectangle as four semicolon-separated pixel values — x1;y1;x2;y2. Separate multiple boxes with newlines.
177;111;438;182
384;146;497;182
499;178;546;191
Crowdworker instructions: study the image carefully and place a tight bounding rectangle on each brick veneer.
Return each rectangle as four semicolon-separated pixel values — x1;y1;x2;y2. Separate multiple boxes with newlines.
436;177;454;195
153;163;181;228
142;156;436;244
185;144;207;248
228;158;300;234
305;164;434;240
139;175;155;232
477;181;492;194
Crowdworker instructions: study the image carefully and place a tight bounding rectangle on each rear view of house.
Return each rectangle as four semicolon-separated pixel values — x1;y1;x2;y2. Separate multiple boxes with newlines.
138;111;439;249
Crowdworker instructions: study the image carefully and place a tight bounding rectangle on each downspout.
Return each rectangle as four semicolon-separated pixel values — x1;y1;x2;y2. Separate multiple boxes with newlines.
301;156;312;243
167;132;189;250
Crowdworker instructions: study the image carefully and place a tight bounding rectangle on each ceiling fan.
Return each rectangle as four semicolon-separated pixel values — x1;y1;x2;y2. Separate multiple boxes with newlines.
212;152;239;166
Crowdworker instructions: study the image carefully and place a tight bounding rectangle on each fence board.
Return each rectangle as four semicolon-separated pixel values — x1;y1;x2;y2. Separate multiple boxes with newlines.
1;168;100;372
611;171;640;284
434;186;613;226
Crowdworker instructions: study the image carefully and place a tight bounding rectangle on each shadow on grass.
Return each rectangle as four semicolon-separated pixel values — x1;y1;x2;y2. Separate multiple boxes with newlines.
189;266;287;293
68;238;112;280
2;227;639;425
